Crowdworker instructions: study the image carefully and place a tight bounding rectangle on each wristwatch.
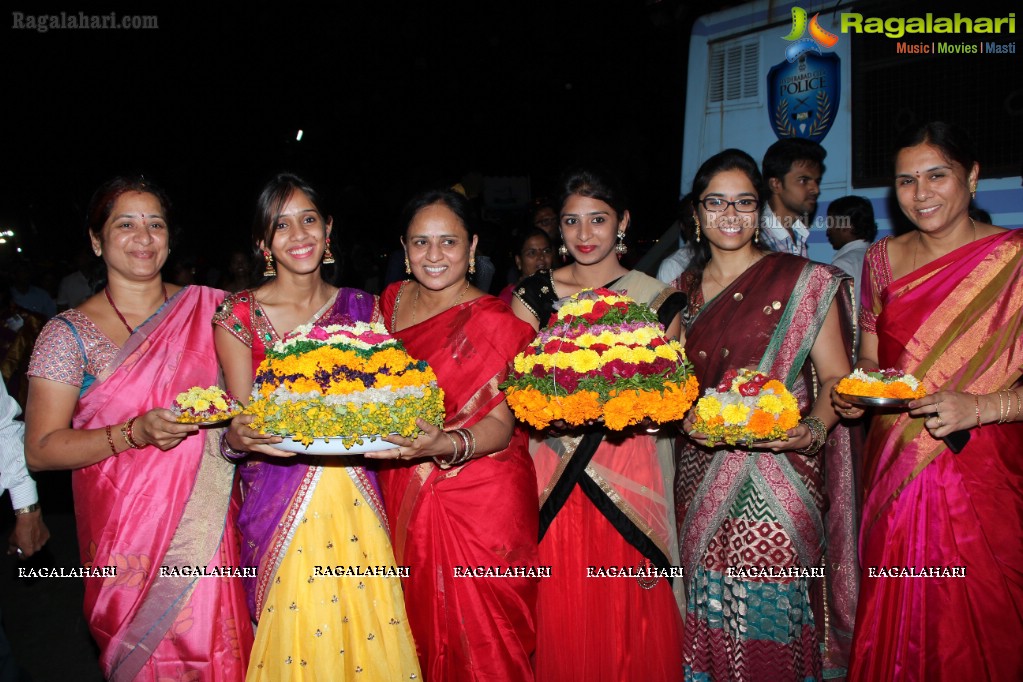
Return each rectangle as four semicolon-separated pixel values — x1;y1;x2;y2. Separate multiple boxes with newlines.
13;503;40;516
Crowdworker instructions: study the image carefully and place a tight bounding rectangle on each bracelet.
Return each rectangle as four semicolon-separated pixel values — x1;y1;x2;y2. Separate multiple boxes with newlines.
13;503;40;516
434;432;463;469
219;430;248;461
1014;389;1022;422
452;429;473;466
120;416;143;450
797;416;827;456
458;428;477;461
997;390;1006;424
974;394;982;429
104;425;118;455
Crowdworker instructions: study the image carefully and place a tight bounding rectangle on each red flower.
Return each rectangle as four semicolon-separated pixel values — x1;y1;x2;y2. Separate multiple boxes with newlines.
589;343;610;353
738;382;761;397
590;301;611;318
555;371;580;392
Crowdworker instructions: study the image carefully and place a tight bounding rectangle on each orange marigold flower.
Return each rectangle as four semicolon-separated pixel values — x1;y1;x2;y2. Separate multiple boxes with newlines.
747;410;777;437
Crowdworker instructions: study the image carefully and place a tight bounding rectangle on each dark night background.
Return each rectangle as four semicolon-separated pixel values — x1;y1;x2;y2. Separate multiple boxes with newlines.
1;0;742;285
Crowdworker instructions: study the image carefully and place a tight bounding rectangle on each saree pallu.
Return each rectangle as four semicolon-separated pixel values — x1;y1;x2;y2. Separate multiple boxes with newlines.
675;254;858;681
849;231;1023;681
71;286;252;681
213;288;420;681
379;283;540;681
517;270;687;682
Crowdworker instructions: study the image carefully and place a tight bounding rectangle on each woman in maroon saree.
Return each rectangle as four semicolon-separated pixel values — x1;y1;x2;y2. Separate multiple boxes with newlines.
25;177;252;681
675;150;858;681
837;122;1023;681
369;188;539;681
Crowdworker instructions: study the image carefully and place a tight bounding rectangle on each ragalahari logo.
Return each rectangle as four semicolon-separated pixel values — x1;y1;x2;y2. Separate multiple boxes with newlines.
782;7;839;62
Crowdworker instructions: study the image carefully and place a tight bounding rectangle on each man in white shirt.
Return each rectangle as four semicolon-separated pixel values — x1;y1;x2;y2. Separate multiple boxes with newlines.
1;378;47;681
826;195;877;312
759;139;826;257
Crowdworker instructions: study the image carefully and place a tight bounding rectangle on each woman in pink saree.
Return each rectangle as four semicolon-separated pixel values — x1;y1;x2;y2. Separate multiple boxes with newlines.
25;177;252;681
836;122;1023;681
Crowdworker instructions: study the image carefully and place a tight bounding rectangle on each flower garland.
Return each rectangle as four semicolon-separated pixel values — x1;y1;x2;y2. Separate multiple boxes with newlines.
835;368;926;399
502;288;698;431
692;368;800;445
245;322;445;446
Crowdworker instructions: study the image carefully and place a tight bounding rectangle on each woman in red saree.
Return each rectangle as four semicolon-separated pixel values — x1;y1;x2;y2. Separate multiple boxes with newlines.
837;122;1023;681
25;177;252;681
511;168;687;681
369;188;540;681
675;150;858;681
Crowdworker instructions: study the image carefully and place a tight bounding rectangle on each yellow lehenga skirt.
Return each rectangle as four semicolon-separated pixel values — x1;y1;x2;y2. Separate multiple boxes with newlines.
247;466;420;681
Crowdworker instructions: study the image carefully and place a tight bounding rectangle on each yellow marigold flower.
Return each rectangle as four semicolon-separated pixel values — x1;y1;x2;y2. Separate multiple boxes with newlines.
696;396;723;422
654;345;679;361
757;394;785;415
721;403;750;425
566;349;601;373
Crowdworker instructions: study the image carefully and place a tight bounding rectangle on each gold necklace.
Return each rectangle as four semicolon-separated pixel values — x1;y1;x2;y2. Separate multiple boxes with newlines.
411;279;470;325
912;217;976;271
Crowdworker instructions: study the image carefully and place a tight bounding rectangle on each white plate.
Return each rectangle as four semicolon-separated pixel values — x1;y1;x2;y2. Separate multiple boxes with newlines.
273;435;395;456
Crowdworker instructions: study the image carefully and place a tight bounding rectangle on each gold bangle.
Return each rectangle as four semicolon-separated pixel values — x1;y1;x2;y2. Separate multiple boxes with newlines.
1014;389;1022;422
997;391;1005;424
974;394;982;429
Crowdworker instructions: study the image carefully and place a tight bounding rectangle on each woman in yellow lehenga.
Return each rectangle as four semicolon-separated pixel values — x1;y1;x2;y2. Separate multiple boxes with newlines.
215;174;420;680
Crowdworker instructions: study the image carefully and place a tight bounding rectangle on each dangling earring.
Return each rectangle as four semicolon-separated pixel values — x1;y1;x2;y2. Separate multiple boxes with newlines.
262;249;276;277
693;214;701;243
970;181;977;199
615;231;627;255
754;225;760;244
322;237;335;265
469;255;476;275
558;244;569;261
404;254;411;275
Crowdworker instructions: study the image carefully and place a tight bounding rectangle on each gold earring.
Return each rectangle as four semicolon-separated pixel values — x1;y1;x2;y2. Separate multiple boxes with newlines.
262;250;276;277
322;237;335;265
615;231;627;255
469;256;476;275
558;244;569;259
754;225;760;244
404;254;411;275
970;181;977;199
693;214;701;243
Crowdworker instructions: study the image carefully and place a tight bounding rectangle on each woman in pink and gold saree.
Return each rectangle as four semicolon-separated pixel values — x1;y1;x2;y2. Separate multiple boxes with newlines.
25;177;252;681
371;188;540;681
675;150;858;682
838;123;1023;681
